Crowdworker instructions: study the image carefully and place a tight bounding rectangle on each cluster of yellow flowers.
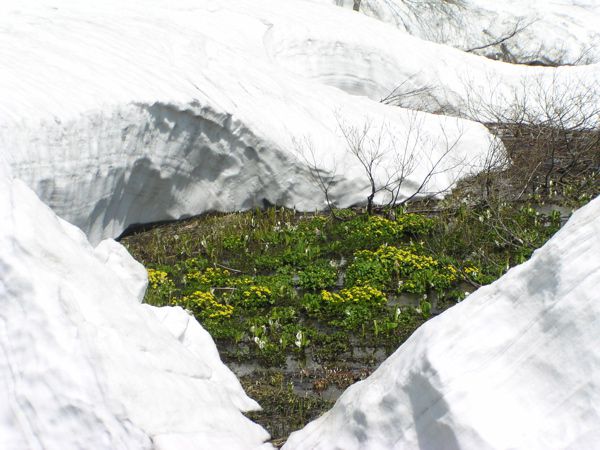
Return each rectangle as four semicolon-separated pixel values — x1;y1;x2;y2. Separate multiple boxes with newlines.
354;214;434;242
463;265;479;276
444;264;459;283
365;245;437;274
361;215;402;238
147;269;169;289
321;286;386;306
242;285;272;306
182;290;234;319
349;244;460;293
462;264;487;284
186;267;231;285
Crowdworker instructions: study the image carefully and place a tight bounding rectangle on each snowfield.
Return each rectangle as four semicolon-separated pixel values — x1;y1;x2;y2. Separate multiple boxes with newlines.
0;0;599;448
284;195;600;450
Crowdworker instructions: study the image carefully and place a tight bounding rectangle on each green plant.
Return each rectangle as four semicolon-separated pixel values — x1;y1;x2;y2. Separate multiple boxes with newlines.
316;286;387;331
240;285;273;308
297;263;337;290
186;267;231;287
346;244;457;294
179;290;234;320
146;268;177;306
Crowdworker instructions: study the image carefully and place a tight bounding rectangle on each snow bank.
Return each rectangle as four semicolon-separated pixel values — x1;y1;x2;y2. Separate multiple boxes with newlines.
0;168;272;449
260;0;600;121
1;0;506;244
2;1;598;246
311;0;600;65
284;196;600;450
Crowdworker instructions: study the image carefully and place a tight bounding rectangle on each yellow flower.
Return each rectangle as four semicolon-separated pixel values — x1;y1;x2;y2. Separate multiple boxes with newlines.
147;269;169;289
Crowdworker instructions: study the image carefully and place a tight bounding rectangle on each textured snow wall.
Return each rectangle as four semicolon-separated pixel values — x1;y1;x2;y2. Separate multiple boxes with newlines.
284;196;600;450
311;0;600;65
0;169;272;450
8;0;596;243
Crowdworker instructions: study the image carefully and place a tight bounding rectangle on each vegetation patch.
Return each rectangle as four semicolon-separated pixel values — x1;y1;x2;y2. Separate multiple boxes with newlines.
121;185;592;444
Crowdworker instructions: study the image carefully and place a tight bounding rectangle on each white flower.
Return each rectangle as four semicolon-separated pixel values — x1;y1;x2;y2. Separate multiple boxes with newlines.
254;336;266;350
394;307;402;320
295;331;304;348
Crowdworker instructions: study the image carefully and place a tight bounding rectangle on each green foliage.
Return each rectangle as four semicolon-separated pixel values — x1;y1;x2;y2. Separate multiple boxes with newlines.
124;202;569;378
343;255;388;290
145;268;176;306
297;263;337;291
179;290;234;320
428;201;563;282
342;213;434;249
346;245;458;294
239;285;273;308
222;234;247;252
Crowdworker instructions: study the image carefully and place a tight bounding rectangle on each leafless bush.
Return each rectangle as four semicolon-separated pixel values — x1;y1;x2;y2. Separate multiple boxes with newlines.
379;73;437;110
336;113;470;213
464;75;600;202
465;18;533;63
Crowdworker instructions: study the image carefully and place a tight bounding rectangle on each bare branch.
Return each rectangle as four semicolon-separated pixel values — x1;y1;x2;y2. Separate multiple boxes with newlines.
466;19;532;54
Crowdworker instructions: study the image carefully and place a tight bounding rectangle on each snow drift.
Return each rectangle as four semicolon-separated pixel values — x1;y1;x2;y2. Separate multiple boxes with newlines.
313;0;600;65
0;166;272;449
2;1;598;246
7;0;587;244
284;195;600;450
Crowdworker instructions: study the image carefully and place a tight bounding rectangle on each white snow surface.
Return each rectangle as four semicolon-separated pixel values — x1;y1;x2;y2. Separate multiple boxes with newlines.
311;0;600;65
284;195;600;450
0;168;272;449
3;0;589;243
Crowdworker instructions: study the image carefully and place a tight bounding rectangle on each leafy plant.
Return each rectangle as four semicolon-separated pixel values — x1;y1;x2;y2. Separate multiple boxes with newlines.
239;285;273;308
297;263;337;290
179;290;234;320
